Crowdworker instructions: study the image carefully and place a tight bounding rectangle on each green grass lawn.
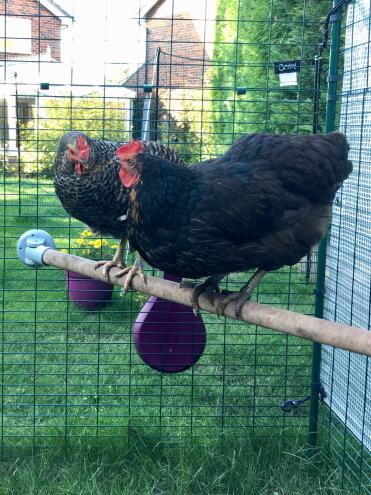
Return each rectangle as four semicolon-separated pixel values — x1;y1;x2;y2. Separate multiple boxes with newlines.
0;178;352;494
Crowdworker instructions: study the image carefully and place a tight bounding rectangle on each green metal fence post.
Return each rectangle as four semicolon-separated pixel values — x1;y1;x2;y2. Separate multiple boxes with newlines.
308;0;343;448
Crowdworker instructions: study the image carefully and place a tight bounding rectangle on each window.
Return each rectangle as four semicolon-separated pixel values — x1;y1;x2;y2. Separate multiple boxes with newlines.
0;16;32;55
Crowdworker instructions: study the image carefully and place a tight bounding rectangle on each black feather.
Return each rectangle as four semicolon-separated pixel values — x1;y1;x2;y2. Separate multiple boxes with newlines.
126;132;353;278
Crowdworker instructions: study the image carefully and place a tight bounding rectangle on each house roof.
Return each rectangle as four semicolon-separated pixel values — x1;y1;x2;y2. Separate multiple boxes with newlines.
140;0;165;19
38;0;74;26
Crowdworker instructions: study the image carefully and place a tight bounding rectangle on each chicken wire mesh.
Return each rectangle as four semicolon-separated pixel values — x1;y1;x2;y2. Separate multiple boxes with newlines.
320;0;371;492
0;0;321;446
0;0;369;492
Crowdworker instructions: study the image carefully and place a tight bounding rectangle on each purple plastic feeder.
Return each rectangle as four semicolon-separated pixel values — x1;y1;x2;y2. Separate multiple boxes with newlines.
65;270;113;309
133;273;206;373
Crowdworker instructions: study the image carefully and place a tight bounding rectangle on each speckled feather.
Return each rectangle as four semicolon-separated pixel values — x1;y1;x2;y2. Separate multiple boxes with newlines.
126;132;353;279
54;131;186;238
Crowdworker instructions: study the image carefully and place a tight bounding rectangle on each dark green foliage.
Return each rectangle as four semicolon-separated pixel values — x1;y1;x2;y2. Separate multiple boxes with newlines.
128;94;202;163
19;95;127;176
211;0;331;150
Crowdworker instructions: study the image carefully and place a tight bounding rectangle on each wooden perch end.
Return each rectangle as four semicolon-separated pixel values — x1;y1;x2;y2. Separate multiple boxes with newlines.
42;249;371;357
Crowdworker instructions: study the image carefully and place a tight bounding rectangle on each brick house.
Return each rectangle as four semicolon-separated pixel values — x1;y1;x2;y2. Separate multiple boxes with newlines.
0;0;72;62
0;0;72;157
124;0;214;91
122;0;215;140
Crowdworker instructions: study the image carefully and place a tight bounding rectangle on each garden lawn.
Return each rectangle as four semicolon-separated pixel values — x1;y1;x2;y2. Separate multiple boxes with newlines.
0;178;350;494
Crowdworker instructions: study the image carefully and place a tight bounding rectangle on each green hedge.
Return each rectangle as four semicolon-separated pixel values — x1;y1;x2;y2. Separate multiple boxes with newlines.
211;0;331;151
19;94;127;175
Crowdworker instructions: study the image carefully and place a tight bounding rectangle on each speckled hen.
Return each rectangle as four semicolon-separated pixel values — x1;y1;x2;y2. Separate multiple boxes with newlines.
54;131;185;287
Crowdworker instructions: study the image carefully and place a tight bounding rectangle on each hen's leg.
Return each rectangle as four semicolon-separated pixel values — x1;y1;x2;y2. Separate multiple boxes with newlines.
95;238;126;277
115;254;146;293
217;269;267;318
181;274;226;313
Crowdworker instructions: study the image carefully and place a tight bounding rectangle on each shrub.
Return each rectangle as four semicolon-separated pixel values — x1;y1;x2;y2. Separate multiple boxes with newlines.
19;93;129;176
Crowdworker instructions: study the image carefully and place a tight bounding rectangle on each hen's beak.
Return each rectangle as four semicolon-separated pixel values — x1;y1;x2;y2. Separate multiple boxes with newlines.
66;136;90;174
75;162;86;174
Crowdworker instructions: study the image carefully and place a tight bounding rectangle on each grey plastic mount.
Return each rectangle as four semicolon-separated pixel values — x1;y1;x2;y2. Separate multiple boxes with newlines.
17;229;55;268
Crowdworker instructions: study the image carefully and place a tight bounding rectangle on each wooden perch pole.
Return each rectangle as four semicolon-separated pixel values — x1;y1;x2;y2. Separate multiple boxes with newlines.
42;249;371;357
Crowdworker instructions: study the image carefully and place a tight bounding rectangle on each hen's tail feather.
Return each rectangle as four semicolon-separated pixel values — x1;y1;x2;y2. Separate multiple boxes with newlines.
271;132;353;204
324;131;353;182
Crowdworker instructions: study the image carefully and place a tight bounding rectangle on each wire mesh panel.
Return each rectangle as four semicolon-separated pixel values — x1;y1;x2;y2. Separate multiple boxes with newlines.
321;0;371;492
0;0;333;462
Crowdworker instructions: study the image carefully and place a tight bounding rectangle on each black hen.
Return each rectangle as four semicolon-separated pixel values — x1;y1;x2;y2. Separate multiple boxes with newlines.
54;131;185;285
116;133;353;316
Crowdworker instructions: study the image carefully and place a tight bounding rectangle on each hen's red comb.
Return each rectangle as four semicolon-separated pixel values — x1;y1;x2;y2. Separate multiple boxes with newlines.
117;140;144;159
76;135;89;160
66;135;89;162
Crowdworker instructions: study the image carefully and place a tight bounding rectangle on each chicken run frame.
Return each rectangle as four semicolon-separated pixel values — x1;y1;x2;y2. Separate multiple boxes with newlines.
0;0;371;493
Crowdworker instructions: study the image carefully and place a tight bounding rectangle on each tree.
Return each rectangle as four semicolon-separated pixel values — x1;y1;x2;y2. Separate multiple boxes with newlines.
211;0;331;150
19;94;128;175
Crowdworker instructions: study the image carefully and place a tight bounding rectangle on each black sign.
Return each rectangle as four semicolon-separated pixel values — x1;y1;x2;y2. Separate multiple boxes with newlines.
274;60;301;74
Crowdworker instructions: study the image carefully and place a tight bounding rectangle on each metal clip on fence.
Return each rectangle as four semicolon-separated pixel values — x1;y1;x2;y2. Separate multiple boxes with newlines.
281;397;310;413
16;229;371;358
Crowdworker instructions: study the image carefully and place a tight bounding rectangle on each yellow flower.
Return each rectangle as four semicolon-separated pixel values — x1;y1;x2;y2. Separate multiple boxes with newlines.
65;230;118;258
61;249;68;254
81;229;94;237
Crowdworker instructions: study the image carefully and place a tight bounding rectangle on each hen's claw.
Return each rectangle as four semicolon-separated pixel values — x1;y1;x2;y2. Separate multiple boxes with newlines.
217;290;252;318
116;258;146;293
94;259;125;278
217;269;267;318
94;237;127;278
181;275;226;314
179;279;195;289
